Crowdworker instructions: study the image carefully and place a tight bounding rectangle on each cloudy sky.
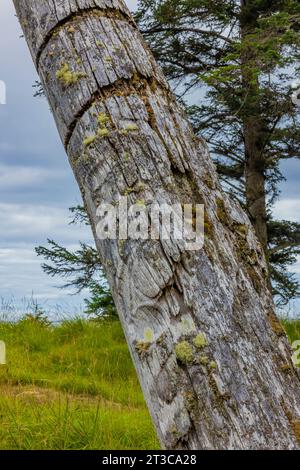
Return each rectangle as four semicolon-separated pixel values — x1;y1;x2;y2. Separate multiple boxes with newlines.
0;0;299;318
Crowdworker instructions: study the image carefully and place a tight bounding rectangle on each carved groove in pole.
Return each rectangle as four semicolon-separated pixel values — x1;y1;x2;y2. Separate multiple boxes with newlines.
35;8;135;68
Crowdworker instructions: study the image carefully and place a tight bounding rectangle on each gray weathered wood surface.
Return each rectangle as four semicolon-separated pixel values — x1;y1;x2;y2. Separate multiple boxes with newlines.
14;0;300;449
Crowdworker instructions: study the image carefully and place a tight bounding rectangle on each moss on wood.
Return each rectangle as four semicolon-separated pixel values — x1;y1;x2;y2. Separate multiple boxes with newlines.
175;341;194;364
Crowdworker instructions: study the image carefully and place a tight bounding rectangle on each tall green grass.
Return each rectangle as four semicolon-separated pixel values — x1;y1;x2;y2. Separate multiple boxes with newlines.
281;318;300;344
0;318;143;406
0;318;159;450
0;394;158;450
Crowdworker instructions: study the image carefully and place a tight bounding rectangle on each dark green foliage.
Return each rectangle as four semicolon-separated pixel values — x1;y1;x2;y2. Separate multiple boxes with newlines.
84;282;117;318
268;219;300;304
35;239;101;292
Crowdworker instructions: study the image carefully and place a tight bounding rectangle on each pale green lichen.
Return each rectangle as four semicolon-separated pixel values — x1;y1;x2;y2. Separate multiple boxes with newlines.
56;63;86;86
199;355;209;365
175;341;194;364
96;40;104;47
126;124;139;132
135;328;155;356
208;360;217;370
144;327;154;343
97;112;110;127
123;187;135;196
83;135;97;147
98;128;110;138
193;332;208;349
136;199;146;206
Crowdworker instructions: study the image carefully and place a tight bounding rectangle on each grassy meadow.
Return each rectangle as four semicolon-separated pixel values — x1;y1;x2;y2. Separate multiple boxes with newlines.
0;315;299;450
0;318;159;450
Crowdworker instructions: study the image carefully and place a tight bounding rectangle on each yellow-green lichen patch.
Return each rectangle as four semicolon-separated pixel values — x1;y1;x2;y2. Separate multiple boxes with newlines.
198;355;209;365
208;360;217;370
98;128;110;138
123;187;135;196
144;327;154;343
125;124;139;132
83;135;97;147
135;199;146;207
123;182;145;196
56;63;86;87
135;328;155;357
193;332;208;349
175;341;194;365
97;112;110;127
